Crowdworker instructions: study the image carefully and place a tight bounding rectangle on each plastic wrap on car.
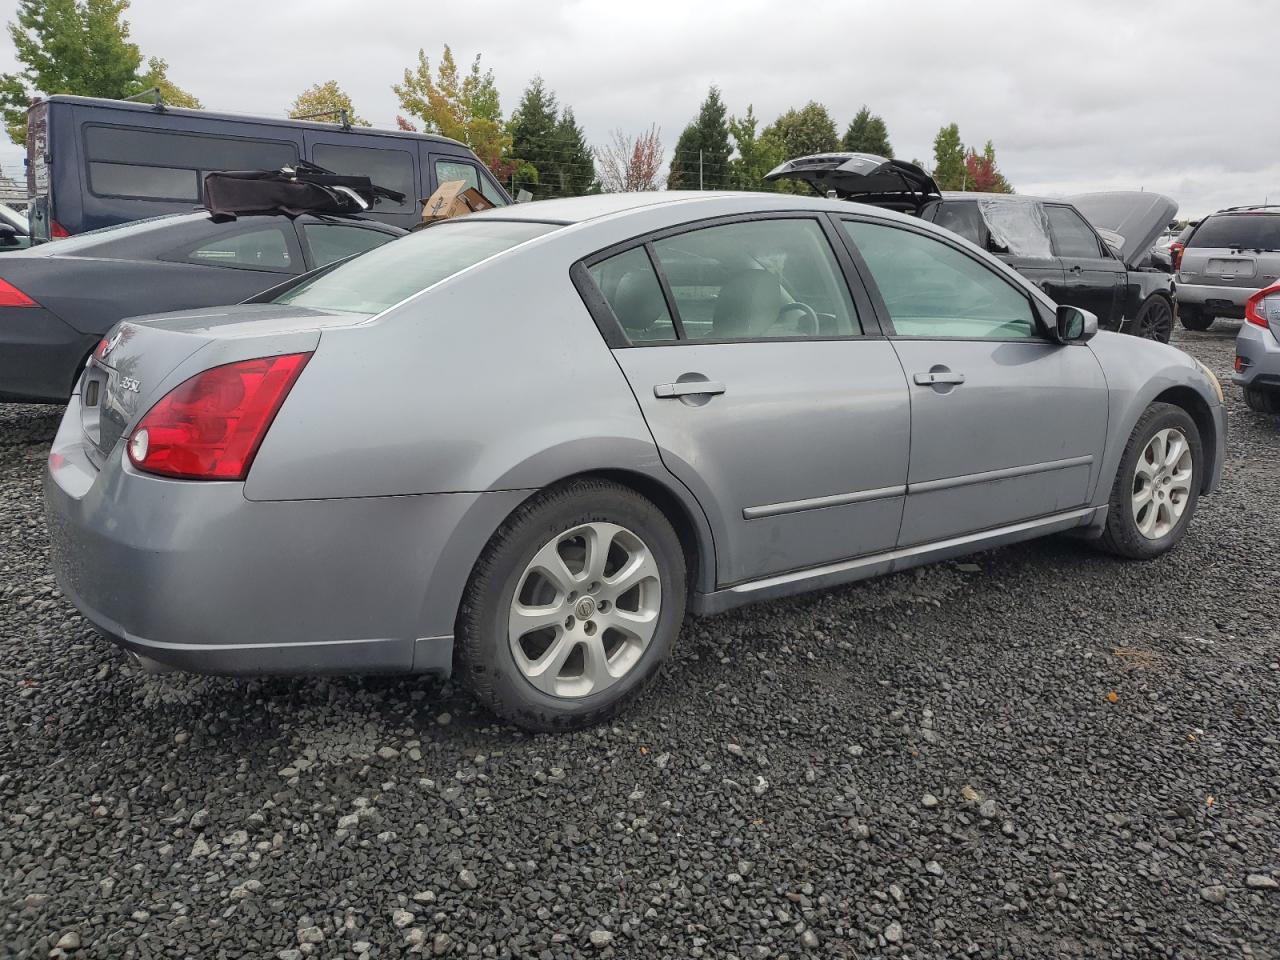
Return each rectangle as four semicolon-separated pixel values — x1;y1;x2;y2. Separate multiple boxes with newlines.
978;198;1052;259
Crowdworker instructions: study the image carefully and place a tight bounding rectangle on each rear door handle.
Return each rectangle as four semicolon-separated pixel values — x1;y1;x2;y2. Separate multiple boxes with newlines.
1068;264;1084;274
913;371;966;386
654;380;726;398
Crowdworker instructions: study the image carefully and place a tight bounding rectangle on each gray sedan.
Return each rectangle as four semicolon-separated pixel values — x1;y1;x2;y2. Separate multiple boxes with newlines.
44;192;1227;730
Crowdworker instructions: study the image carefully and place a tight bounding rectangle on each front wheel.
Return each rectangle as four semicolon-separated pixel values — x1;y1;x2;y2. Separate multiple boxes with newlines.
455;479;687;731
1096;403;1202;559
1131;295;1174;343
1178;307;1214;331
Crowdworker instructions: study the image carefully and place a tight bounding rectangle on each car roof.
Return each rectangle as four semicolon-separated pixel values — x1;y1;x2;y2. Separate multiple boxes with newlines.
938;191;1061;205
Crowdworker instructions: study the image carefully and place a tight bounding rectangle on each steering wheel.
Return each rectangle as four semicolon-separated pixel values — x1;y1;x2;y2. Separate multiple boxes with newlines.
774;301;819;335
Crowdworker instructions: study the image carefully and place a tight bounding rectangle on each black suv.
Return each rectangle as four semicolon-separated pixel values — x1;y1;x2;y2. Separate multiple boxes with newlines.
767;153;1178;342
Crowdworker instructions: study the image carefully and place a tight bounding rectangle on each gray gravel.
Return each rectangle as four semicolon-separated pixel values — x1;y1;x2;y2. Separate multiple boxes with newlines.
3;325;1279;958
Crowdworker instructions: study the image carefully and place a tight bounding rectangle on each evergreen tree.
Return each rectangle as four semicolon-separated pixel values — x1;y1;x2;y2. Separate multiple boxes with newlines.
507;77;596;198
841;105;893;157
931;123;966;190
1;0;199;144
760;102;838;194
727;105;783;192
668;85;732;190
552;108;597;195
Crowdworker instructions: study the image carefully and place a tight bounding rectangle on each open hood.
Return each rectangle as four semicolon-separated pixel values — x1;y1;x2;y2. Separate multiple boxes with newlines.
1068;191;1178;269
764;153;940;213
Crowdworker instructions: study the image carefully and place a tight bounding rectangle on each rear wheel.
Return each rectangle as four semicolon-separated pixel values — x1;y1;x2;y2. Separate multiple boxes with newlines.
1243;386;1280;414
455;479;686;731
1097;403;1202;559
1178;307;1214;331
1132;295;1174;343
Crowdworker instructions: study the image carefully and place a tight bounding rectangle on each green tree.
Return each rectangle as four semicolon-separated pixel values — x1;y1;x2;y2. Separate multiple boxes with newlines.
841;105;893;157
760;101;838;194
393;45;510;176
931;122;966;190
727;104;783;192
288;80;368;126
668;85;732;190
506;77;596;198
1;0;199;144
552;107;597;196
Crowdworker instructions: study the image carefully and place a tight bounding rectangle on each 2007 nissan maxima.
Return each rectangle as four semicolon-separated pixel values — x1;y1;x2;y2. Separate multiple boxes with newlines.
44;192;1226;730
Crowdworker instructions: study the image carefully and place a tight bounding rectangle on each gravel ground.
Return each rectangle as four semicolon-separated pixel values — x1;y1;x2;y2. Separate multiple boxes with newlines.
2;326;1278;959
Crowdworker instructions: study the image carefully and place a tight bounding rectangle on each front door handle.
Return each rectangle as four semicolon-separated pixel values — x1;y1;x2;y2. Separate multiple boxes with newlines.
654;380;726;399
913;371;966;386
1068;264;1084;274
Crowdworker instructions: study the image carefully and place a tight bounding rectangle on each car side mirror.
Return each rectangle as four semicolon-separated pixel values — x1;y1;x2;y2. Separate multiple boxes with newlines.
1054;305;1098;343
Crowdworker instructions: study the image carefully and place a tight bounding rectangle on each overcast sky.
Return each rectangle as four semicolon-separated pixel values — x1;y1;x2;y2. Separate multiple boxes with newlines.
0;0;1275;218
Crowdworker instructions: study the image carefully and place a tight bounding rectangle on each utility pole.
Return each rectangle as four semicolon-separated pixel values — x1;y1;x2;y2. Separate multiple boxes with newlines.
699;150;703;191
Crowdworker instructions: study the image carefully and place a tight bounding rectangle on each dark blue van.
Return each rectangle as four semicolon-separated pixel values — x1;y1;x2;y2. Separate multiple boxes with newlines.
25;95;511;240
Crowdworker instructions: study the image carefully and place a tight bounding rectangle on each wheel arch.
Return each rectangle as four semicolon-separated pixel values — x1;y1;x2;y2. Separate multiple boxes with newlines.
1150;385;1218;493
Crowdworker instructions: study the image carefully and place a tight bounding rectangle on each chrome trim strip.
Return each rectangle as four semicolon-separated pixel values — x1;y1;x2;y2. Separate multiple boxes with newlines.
727;506;1096;596
910;455;1094;495
742;484;907;520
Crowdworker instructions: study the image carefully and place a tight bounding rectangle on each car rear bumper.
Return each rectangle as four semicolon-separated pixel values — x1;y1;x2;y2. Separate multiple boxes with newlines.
1176;281;1253;316
44;395;528;676
0;306;97;402
1233;319;1280;389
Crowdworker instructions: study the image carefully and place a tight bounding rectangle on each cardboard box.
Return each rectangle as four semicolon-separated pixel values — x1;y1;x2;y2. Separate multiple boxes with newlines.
420;180;495;223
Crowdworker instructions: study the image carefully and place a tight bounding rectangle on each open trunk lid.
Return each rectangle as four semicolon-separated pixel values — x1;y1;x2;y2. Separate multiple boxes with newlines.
80;303;366;462
1068;191;1178;269
764;153;941;213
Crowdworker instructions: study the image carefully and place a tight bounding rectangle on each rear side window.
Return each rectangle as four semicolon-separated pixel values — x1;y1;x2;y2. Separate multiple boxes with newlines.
275;219;557;314
589;247;676;342
313;143;416;212
930;201;986;247
186;227;294;271
842;220;1037;339
302;224;394;267
1046;205;1104;258
1188;214;1280;251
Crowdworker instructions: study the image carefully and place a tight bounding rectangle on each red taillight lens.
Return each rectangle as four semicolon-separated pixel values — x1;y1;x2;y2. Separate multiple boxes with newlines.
1245;286;1278;329
0;278;36;307
127;352;311;480
1170;242;1183;271
50;220;69;239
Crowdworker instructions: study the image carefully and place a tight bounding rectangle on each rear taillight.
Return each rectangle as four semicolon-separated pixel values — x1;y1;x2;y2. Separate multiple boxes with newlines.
50;220;69;239
1245;285;1278;329
0;278;36;307
127;353;311;480
1170;242;1184;271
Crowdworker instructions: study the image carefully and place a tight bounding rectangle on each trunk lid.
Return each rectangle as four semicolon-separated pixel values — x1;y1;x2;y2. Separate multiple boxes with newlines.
764;153;941;213
1068;191;1178;269
81;303;366;462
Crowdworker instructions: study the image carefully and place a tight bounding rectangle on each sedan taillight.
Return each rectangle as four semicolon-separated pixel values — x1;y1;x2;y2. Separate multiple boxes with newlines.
127;353;311;480
1244;285;1279;330
1170;242;1184;271
0;278;36;307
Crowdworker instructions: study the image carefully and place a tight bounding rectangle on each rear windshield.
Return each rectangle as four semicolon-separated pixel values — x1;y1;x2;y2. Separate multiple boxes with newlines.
1188;214;1280;251
275;219;558;314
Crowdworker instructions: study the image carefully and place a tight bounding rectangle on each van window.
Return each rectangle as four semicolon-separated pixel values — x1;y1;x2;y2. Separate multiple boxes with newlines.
435;159;507;205
313;143;416;212
88;162;198;201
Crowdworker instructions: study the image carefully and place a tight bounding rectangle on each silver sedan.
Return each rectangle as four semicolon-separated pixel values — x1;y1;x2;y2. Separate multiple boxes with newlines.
44;192;1227;730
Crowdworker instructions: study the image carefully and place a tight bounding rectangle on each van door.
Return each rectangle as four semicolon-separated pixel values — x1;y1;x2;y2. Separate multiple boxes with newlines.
305;136;422;229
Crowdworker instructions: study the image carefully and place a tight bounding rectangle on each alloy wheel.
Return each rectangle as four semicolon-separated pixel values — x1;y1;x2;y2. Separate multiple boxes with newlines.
508;521;662;698
1131;427;1194;539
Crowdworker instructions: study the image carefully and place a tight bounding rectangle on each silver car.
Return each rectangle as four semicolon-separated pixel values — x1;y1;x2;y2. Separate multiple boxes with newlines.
44;192;1227;730
1176;206;1280;331
1234;282;1280;413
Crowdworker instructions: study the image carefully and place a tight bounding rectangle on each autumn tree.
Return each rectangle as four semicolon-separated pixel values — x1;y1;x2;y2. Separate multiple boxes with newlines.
596;126;664;193
1;0;200;144
393;45;509;177
963;140;1014;193
288;80;369;127
668;85;732;190
727;105;783;192
841;105;893;157
931;122;966;190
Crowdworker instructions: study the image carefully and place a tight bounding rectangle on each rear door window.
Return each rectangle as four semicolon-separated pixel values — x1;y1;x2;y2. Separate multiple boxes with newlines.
588;247;677;343
313;143;416;212
1046;205;1105;258
301;223;396;267
1188;214;1280;251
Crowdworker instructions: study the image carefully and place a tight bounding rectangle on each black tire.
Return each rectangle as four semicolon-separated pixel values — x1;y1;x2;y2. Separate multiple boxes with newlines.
455;478;687;731
1131;294;1174;343
1178;307;1214;331
1096;402;1202;559
1243;386;1280;414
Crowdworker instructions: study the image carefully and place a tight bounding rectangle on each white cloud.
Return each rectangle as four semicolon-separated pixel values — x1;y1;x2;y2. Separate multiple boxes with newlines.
0;0;1276;217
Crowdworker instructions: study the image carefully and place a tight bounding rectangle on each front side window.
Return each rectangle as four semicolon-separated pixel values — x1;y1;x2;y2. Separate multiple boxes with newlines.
842;220;1038;339
186;227;293;271
650;218;859;340
302;224;394;267
313;143;416;212
1046;205;1105;258
589;247;676;343
276;219;557;314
